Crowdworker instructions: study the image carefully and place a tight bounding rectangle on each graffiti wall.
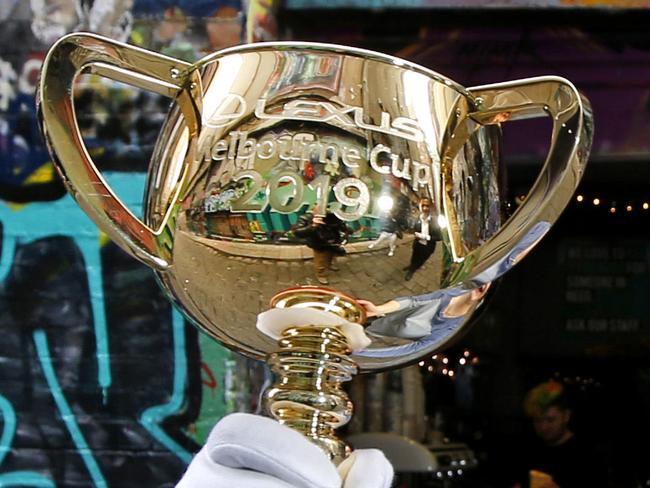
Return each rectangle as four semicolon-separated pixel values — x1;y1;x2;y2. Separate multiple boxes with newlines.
0;1;276;486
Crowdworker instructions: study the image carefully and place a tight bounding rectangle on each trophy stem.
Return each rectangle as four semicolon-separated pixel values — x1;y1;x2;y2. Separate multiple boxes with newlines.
264;324;358;465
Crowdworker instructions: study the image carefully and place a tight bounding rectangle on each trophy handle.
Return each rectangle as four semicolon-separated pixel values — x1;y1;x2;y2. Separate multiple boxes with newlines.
37;33;202;270
444;76;593;284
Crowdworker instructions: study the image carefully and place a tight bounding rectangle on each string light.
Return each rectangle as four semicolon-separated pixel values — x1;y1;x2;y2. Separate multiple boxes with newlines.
518;193;650;215
418;350;480;377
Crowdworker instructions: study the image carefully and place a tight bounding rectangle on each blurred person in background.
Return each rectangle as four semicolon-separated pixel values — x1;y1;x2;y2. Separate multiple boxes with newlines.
512;380;608;488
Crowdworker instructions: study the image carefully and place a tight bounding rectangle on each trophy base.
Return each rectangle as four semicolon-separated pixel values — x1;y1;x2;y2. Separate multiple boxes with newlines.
265;324;357;465
263;287;366;465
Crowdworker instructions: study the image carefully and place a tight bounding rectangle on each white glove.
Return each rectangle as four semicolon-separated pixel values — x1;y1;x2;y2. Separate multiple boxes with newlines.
337;448;394;488
176;413;393;488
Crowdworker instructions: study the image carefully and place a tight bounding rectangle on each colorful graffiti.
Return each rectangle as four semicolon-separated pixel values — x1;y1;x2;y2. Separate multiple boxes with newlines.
0;170;235;485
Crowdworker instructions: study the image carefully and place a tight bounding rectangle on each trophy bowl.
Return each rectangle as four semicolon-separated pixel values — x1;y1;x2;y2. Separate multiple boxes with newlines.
37;33;593;462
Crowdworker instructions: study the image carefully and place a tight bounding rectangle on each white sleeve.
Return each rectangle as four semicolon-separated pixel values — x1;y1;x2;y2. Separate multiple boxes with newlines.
175;413;341;488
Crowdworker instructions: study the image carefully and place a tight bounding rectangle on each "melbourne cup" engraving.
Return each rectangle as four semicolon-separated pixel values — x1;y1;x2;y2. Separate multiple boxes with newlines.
199;95;436;218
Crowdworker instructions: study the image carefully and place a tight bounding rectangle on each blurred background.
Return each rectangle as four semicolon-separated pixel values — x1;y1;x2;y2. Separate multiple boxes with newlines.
1;1;650;486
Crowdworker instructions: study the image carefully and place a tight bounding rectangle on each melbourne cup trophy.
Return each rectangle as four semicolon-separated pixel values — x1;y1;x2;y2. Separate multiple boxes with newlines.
37;33;593;464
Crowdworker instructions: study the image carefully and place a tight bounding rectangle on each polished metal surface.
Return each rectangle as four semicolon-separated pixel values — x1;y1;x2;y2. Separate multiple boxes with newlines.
37;33;594;374
265;324;357;465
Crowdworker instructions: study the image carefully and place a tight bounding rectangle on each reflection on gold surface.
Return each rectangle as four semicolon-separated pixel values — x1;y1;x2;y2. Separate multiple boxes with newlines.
39;32;592;458
265;324;356;465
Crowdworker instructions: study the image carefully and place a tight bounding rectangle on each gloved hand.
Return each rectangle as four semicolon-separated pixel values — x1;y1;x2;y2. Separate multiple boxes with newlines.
176;413;393;488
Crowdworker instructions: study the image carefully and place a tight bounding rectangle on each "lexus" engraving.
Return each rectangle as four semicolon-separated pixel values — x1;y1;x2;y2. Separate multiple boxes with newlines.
253;98;424;143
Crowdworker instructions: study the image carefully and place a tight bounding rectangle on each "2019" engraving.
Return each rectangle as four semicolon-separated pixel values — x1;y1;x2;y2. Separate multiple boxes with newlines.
230;170;370;221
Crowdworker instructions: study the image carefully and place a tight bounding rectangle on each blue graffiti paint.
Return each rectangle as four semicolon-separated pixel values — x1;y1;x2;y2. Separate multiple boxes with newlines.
2;171;197;478
0;235;16;284
0;395;14;466
0;172;147;396
0;394;56;487
140;308;192;464
0;472;56;488
33;330;107;488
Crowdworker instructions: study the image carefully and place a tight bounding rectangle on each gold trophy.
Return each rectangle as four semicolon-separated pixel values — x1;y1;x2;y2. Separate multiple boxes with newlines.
37;33;593;464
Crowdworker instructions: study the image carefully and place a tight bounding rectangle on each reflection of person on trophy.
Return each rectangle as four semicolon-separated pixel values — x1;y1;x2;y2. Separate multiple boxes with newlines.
357;284;491;357
293;207;349;285
405;197;440;281
368;203;404;257
358;221;551;356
